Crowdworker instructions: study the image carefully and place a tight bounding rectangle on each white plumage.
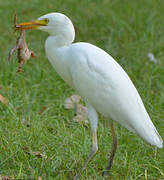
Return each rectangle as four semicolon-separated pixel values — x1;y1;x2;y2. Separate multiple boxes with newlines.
16;12;163;178
47;40;162;147
41;13;162;148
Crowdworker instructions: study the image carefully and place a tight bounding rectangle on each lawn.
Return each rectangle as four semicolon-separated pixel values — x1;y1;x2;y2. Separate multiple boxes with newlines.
0;0;164;179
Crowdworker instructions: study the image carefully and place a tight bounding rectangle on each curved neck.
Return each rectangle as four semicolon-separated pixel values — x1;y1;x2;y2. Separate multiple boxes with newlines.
45;35;73;49
45;24;75;48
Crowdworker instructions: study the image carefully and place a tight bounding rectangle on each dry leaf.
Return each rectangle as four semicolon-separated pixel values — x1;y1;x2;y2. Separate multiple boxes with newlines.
23;147;47;158
0;175;14;180
73;114;89;124
64;95;81;109
38;106;47;115
76;104;88;116
70;95;81;104
64;98;74;109
64;95;89;124
31;151;47;158
73;114;84;122
0;94;7;104
64;97;74;109
38;177;42;180
73;104;88;124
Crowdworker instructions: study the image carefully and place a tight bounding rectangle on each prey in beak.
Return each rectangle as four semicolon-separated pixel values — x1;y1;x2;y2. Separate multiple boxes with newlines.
15;18;49;30
8;13;38;73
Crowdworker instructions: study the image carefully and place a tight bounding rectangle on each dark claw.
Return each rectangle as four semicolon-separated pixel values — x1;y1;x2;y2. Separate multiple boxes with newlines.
102;171;109;177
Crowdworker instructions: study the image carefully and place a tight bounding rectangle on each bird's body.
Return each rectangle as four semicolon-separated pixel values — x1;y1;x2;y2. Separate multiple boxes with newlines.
45;39;162;148
16;12;163;178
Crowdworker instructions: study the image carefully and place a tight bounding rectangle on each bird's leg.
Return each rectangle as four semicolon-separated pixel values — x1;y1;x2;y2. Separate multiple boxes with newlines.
74;132;98;180
103;121;118;177
73;104;98;180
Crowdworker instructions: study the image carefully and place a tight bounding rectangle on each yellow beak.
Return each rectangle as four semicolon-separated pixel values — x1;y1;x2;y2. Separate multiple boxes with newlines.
15;19;47;30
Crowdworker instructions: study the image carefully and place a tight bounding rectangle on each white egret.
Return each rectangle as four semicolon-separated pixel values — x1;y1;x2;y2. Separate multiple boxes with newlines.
16;13;163;179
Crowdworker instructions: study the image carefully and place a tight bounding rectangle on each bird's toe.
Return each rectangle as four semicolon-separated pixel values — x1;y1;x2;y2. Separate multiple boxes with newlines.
102;171;110;177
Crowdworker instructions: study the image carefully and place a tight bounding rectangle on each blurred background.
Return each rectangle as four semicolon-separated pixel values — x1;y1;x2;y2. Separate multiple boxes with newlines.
0;0;163;179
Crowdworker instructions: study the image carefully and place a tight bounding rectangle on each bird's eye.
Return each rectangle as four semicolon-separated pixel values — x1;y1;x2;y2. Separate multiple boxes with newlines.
44;18;49;24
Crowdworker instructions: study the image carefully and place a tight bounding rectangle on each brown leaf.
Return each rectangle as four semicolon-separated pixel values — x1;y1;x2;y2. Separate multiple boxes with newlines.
70;95;81;104
0;175;14;180
64;95;89;124
0;94;7;104
73;114;89;125
31;151;45;158
38;106;47;115
64;95;81;109
76;104;88;116
23;147;47;159
73;104;88;124
64;97;74;109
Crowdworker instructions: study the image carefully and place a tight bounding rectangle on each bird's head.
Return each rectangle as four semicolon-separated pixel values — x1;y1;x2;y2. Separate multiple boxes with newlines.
16;13;75;37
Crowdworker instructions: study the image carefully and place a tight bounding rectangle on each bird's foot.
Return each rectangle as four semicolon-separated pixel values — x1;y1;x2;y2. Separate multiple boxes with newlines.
102;170;110;177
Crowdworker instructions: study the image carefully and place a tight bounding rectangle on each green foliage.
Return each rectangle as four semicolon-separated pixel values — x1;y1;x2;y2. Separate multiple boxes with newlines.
0;0;163;179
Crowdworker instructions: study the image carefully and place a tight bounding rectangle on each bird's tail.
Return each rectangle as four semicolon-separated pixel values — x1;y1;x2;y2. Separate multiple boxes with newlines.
152;128;163;148
135;119;163;148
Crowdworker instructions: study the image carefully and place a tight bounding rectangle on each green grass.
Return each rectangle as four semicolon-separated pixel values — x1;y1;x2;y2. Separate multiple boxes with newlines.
0;0;164;179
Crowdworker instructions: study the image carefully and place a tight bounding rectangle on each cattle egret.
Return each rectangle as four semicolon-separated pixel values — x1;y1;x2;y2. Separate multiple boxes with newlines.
16;13;163;179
